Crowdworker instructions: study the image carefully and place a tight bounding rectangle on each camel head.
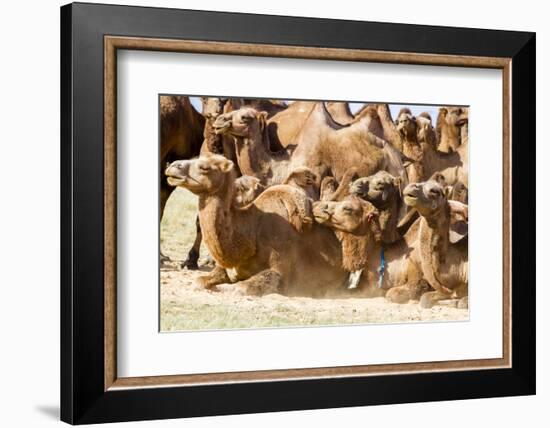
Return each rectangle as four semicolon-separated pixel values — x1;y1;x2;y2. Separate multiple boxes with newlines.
200;97;228;120
165;154;234;195
313;197;382;272
427;173;468;203
212;107;268;139
416;112;437;149
313;197;381;238
395;108;417;139
350;171;401;208
436;106;469;153
403;180;468;243
234;175;265;207
402;180;447;217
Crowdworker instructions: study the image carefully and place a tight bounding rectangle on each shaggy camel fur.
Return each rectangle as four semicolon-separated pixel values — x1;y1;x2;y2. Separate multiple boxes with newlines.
214;103;409;192
165;155;351;297
159;95;205;265
313;180;468;307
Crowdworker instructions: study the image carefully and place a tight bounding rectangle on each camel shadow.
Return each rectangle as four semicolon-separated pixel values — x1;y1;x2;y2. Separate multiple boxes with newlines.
35;405;59;420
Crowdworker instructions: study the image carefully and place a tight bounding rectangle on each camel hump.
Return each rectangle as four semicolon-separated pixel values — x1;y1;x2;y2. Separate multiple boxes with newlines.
254;184;314;232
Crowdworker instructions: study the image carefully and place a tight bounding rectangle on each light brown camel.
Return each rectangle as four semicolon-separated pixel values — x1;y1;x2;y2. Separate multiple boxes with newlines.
165;155;350;297
213;108;293;186
313;180;468;307
159;95;205;266
400;180;468;308
201;97;288;152
214;103;409;191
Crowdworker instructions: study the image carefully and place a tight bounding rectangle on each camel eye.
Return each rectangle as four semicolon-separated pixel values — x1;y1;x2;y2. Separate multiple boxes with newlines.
343;206;354;213
198;165;211;173
241;115;253;123
429;188;441;197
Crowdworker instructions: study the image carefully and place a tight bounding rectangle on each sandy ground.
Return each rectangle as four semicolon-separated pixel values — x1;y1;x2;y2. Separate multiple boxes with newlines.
160;188;468;332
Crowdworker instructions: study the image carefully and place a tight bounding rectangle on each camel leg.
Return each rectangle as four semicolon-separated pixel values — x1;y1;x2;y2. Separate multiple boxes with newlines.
233;269;283;296
159;182;172;265
386;280;431;304
196;265;230;290
181;215;201;270
419;290;450;309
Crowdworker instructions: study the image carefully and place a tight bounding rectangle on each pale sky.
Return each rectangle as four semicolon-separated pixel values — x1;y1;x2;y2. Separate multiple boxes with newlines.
189;97;440;125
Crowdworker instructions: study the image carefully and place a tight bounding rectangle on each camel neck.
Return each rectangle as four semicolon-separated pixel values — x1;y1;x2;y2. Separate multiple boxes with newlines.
336;229;378;272
418;205;452;294
198;173;255;267
439;124;460;152
235;133;289;186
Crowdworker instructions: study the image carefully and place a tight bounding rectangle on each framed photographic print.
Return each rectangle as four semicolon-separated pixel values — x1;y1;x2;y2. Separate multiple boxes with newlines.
60;2;536;424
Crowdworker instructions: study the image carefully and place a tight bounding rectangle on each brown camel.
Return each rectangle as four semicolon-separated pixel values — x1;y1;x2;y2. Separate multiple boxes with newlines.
313;180;468;307
400;180;468;308
201;97;288;152
349;171;405;245
214;103;409;192
159;95;205;266
436;106;469;153
165;155;349;297
213;107;293;186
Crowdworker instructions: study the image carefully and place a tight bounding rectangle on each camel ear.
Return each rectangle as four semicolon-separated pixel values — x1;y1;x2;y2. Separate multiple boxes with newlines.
448;200;468;243
257;111;268;132
218;158;234;173
439;107;448;117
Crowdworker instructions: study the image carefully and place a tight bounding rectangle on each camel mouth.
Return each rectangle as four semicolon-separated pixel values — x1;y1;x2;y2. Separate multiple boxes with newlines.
166;176;187;187
213;122;231;134
403;194;419;206
313;205;332;223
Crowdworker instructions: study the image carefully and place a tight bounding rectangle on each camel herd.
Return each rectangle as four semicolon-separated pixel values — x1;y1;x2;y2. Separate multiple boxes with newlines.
161;96;469;309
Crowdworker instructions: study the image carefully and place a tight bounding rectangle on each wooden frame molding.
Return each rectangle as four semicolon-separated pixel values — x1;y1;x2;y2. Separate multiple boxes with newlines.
104;35;513;391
